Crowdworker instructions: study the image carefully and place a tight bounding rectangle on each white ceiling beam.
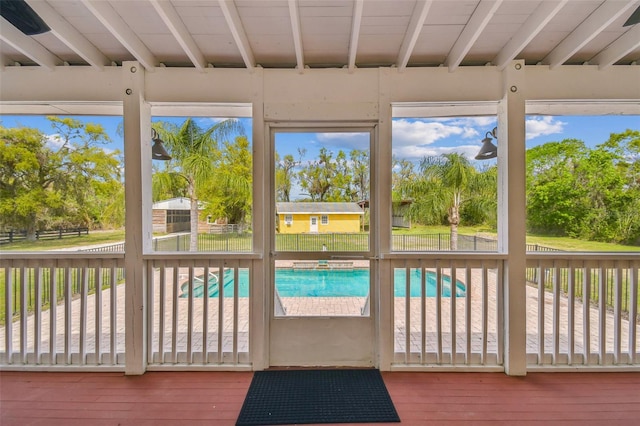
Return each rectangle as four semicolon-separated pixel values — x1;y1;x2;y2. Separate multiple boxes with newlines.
590;24;640;69
218;0;256;71
347;0;363;73
396;0;432;71
542;0;638;69
150;0;206;71
288;0;304;73
445;0;502;72
81;0;158;71
26;0;110;71
494;0;568;70
0;17;60;70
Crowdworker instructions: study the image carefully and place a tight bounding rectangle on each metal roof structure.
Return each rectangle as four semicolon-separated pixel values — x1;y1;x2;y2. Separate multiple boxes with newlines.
151;197;205;210
276;202;365;214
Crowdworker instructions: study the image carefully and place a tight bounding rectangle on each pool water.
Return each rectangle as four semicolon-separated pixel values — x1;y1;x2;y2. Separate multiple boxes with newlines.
181;268;466;298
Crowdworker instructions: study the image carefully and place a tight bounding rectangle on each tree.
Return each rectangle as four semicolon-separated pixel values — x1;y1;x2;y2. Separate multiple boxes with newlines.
526;139;589;236
350;149;369;202
201;136;252;226
392;156;416;201
153;118;244;251
525;131;640;244
275;148;305;202
297;147;336;201
405;153;495;250
0;118;121;240
595;129;640;244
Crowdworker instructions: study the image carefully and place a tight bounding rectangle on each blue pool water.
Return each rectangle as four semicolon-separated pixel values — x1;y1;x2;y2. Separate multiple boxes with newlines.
181;268;466;298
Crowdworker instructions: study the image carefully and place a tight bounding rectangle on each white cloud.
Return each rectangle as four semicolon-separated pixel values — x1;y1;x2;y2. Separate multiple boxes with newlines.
392;143;480;161
391;118;499;161
316;132;370;150
436;116;497;128
393;119;467;147
45;133;65;149
526;116;566;139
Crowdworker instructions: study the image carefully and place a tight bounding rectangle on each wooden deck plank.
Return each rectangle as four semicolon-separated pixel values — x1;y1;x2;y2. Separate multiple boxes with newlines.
1;371;639;426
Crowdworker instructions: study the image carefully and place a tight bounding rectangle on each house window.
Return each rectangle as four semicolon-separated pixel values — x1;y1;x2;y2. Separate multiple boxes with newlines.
284;215;293;225
321;215;329;225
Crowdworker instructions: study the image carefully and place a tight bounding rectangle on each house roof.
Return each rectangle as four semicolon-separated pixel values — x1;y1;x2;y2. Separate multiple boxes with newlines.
152;197;204;210
276;202;364;215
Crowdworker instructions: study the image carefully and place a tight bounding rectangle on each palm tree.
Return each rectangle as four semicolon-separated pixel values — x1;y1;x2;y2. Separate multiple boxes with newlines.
153;118;244;251
406;153;495;250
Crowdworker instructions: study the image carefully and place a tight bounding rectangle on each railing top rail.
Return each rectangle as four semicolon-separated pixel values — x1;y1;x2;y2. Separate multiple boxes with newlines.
382;252;508;260
0;251;125;260
526;252;640;260
143;252;263;261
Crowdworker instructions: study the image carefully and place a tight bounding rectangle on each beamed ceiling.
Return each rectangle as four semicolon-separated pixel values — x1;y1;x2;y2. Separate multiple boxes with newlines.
1;0;639;73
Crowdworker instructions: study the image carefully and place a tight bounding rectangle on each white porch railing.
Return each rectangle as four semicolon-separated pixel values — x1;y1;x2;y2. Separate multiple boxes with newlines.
2;252;637;371
145;256;252;368
390;256;504;369
0;253;125;369
526;254;639;368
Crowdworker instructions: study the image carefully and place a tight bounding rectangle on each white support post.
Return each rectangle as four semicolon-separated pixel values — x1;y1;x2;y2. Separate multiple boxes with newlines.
122;61;151;375
250;68;267;370
498;60;527;376
377;67;393;370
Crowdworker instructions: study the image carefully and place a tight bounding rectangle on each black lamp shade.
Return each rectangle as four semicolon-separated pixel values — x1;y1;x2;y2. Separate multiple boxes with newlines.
475;136;497;160
151;129;171;160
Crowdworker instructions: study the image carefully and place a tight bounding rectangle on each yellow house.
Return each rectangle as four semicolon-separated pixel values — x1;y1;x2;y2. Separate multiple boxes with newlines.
276;202;364;234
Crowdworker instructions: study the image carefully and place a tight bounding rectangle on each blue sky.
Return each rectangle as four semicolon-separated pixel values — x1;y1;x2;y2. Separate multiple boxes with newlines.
1;114;637;162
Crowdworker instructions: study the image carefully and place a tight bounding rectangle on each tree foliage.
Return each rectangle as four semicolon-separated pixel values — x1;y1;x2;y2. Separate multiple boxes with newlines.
152;118;244;251
275;149;304;202
0;118;121;240
526;130;640;244
402;153;496;249
200;136;252;226
288;147;370;202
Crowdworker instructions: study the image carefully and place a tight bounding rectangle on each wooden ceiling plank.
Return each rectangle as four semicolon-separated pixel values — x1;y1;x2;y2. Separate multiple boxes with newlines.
494;0;568;70
26;0;110;70
445;0;503;72
81;0;158;71
591;24;640;69
542;0;638;69
150;0;206;71
288;0;305;72
347;0;363;73
396;0;433;71
0;16;60;70
218;0;256;71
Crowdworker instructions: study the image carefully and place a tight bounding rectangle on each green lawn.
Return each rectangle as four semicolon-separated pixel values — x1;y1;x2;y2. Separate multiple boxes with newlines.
0;230;126;251
2;226;638;252
393;225;640;252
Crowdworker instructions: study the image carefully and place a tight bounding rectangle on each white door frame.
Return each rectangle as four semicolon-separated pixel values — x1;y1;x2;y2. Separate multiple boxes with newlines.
266;122;378;367
309;216;319;233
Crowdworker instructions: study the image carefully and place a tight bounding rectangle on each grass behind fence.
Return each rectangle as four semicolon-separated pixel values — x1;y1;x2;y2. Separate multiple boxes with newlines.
0;266;125;326
526;266;639;320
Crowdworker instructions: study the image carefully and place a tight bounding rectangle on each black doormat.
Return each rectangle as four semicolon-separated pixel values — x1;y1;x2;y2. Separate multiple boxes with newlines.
236;369;400;425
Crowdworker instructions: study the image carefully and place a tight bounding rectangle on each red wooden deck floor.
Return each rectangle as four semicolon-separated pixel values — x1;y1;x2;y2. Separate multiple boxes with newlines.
1;370;639;425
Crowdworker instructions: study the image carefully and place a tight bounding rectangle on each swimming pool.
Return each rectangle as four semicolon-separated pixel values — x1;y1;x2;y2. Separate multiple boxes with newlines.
181;268;466;298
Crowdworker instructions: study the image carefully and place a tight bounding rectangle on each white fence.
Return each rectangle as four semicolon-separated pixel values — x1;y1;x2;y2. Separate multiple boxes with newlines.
0;254;125;368
1;252;638;371
146;257;251;368
390;257;504;368
526;254;639;368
